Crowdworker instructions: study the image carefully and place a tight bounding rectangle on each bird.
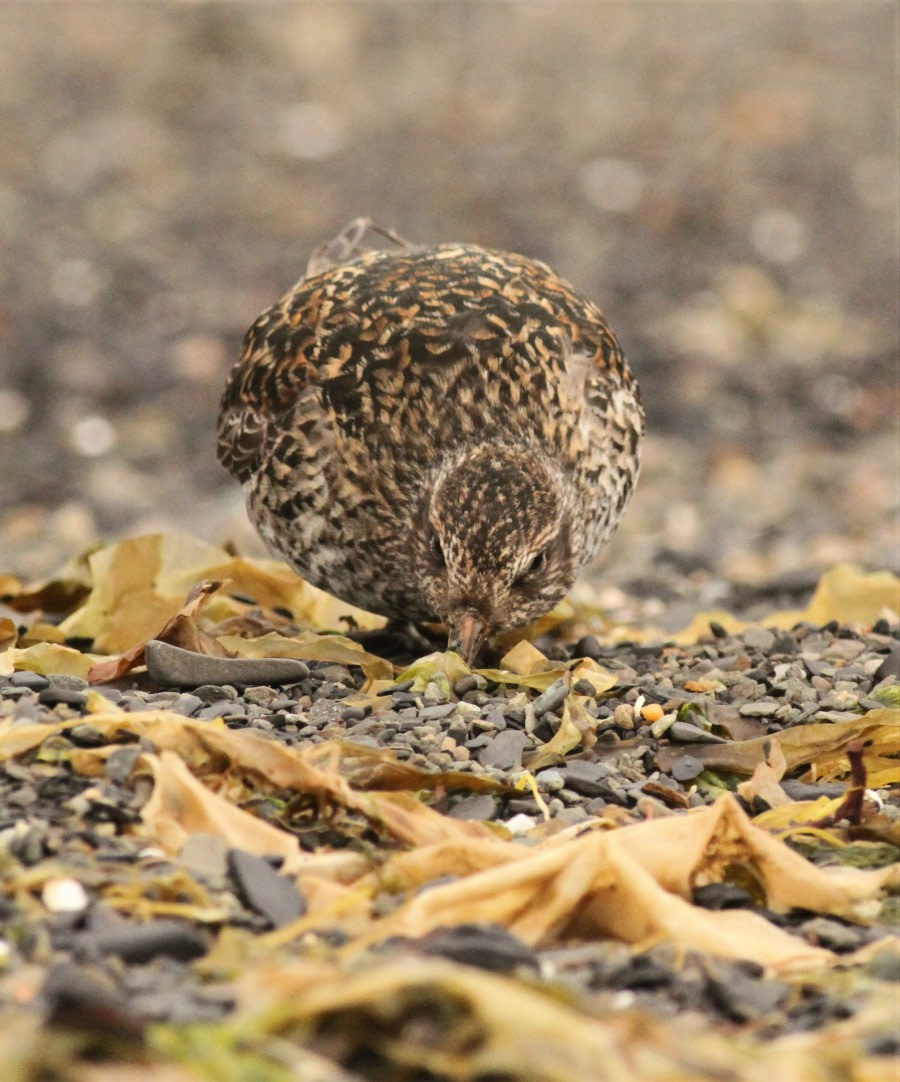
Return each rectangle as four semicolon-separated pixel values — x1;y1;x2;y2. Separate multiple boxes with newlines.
217;219;644;663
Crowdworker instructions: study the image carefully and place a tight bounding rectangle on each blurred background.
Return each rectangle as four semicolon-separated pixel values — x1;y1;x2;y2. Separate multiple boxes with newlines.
0;1;897;627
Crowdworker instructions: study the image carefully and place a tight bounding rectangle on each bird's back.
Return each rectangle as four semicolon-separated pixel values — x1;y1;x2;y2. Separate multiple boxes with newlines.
217;237;644;615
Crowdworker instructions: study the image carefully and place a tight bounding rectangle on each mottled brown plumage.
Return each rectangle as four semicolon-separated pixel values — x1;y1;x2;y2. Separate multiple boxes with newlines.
218;220;644;661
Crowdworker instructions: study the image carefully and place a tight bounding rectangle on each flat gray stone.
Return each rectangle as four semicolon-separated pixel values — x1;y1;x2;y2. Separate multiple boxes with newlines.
668;721;727;743
145;640;310;688
743;626;775;652
738;701;780;717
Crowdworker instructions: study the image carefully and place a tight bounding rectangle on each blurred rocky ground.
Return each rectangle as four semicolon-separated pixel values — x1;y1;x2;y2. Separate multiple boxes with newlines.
0;2;897;628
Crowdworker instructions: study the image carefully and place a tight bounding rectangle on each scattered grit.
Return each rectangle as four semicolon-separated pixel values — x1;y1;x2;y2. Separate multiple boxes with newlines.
0;617;898;1046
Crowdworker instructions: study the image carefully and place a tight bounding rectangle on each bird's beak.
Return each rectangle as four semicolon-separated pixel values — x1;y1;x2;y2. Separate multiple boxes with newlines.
448;612;488;665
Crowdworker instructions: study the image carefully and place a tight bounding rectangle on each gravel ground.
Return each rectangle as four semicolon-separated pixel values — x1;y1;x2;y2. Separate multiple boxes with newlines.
1;616;897;1063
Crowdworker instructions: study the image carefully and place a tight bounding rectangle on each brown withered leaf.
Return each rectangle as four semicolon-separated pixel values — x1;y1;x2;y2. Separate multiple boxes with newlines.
88;579;228;683
0;548;94;617
736;738;791;807
658;709;899;780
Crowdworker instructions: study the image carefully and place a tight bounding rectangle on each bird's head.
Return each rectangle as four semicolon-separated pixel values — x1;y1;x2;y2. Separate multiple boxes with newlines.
417;445;579;663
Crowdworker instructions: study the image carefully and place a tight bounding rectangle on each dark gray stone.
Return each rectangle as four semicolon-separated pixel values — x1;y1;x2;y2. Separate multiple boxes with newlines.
476;729;529;770
227;848;306;929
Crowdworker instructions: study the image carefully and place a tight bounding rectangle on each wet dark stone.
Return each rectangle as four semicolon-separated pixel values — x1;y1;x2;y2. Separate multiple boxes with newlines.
68;724;108;747
41;962;144;1034
170;692;204;716
452;675;479;696
573;635;606;659
671;755;705;782
227;848;306;929
607;955;675;991
104;745;142;785
693;883;754;910
668;721;727;744
87;920;209;964
416;922;539;973
771;632;799;655
800;917;867;952
378;678;415;695
531;716;556;743
560;760;614;797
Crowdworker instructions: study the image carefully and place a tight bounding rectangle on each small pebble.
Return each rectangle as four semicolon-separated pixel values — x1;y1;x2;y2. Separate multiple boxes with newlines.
613;703;635;730
641;703;664;723
743;626;775;652
42;878;89;914
531;680;568;718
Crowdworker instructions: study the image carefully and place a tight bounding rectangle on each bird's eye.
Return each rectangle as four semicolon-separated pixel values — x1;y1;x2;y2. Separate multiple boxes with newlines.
515;549;547;585
528;550;547;575
430;533;446;567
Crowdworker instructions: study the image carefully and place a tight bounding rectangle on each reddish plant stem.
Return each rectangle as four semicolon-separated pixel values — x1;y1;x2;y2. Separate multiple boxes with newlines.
809;740;867;828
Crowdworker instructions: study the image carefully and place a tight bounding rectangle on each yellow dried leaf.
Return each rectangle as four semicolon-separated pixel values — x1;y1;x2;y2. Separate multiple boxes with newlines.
736;739;791;807
0;617;17;653
498;639;550;675
0;642;105;679
395;651;471;693
141;750;306;868
58;532;384;654
376;795;894;969
672;565;900;645
527;698;590;771
215;630;393;680
801;563;900;626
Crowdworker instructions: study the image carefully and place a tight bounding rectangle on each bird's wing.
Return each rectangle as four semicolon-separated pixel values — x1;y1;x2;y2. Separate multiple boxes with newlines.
216;299;324;485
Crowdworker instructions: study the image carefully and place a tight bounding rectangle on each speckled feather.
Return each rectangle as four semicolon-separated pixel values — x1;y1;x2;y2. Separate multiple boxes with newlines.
218;222;644;655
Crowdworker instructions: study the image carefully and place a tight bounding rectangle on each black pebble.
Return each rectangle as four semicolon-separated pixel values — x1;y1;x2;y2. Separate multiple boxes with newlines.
573;635;607;659
416;922;539;973
671;755;705;782
227;848;306;929
89;920;209;963
692;883;753;910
